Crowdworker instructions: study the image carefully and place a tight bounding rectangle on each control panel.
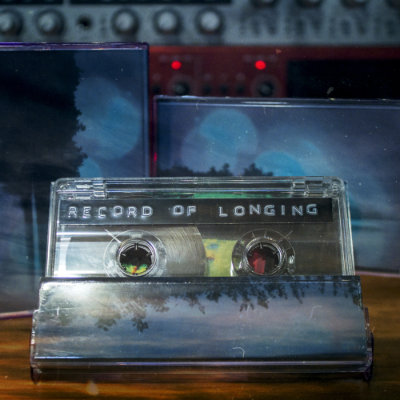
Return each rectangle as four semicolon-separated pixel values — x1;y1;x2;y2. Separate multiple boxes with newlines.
149;45;400;98
1;0;400;45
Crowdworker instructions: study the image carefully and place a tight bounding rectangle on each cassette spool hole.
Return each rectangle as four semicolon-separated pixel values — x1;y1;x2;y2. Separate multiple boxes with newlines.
246;242;281;275
118;241;154;276
232;230;295;276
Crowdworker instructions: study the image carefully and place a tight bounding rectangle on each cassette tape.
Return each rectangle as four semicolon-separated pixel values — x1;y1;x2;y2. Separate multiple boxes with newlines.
46;176;353;278
31;177;372;382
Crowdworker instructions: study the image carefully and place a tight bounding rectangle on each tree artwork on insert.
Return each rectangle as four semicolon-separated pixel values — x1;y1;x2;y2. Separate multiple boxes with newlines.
0;51;86;274
158;163;273;177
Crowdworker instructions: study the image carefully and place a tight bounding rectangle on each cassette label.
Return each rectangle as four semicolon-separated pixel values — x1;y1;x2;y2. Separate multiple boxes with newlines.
60;198;333;225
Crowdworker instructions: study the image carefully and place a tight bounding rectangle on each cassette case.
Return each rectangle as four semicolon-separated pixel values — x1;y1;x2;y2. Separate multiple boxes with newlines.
30;177;373;382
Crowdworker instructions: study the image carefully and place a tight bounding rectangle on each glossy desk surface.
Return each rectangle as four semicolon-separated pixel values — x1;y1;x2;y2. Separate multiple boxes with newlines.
1;274;399;400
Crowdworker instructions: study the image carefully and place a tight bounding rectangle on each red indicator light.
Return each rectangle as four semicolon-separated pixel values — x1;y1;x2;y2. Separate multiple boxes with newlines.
171;60;182;70
254;60;267;71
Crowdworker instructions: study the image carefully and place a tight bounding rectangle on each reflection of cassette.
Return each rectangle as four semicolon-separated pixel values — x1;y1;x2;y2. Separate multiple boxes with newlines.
48;176;354;277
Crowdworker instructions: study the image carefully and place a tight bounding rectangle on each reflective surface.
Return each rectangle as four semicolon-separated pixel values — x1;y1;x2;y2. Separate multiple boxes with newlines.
0;43;148;311
31;276;372;381
156;98;400;273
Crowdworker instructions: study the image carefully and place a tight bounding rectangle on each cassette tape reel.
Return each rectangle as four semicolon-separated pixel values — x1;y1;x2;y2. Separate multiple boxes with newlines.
56;226;206;277
103;226;207;277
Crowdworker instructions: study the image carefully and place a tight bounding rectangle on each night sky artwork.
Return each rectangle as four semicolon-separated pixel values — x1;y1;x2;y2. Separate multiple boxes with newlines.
0;44;148;311
156;97;400;273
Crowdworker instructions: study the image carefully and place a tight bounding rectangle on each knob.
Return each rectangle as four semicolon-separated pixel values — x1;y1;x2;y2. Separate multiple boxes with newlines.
236;85;246;96
297;0;322;7
196;9;223;34
172;82;190;96
219;84;229;96
37;10;64;35
154;9;181;34
0;11;22;35
202;85;212;95
112;9;139;35
342;0;368;6
257;82;274;97
251;0;278;6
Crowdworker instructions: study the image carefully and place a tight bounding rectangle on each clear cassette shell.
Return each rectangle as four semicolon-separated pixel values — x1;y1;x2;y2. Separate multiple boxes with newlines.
47;176;354;277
